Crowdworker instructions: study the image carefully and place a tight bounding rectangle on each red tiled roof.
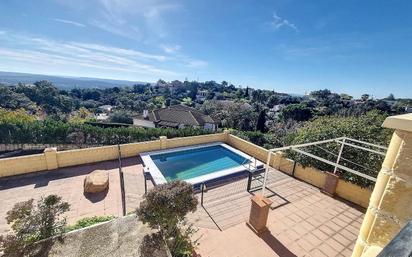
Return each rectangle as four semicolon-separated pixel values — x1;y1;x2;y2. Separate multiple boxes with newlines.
149;105;215;126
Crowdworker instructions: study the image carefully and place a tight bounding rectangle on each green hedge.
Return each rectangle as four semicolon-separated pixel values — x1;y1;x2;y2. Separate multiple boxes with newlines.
0;119;214;145
285;111;392;188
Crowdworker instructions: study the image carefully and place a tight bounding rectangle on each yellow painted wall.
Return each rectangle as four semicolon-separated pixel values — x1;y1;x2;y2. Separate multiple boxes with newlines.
0;132;372;209
120;140;161;158
167;133;226;149
336;180;372;208
0;154;47;177
0;133;226;177
294;164;326;188
56;145;119;168
227;134;268;161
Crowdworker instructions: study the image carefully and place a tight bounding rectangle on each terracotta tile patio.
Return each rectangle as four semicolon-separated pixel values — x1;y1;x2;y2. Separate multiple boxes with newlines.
188;171;364;257
0;159;124;234
0;157;365;256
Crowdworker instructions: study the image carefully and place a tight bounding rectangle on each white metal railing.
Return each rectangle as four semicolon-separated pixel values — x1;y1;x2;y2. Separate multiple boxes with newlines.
261;136;387;195
242;156;258;172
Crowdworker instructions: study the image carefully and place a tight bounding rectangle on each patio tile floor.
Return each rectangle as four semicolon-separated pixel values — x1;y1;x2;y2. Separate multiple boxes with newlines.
0;157;365;257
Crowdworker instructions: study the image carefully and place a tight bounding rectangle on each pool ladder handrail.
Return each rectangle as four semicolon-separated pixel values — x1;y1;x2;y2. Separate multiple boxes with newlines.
242;156;258;172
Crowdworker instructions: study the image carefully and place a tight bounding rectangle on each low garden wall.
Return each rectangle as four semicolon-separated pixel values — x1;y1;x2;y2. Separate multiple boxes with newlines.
0;132;227;177
0;131;372;208
0;143;101;152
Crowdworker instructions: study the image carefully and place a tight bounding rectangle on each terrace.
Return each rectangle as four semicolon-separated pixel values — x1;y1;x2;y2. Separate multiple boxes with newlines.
0;113;411;257
0;157;363;257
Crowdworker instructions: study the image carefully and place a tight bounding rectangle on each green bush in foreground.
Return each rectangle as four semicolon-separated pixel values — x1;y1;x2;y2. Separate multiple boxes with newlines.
65;216;115;232
136;181;198;257
0;195;70;257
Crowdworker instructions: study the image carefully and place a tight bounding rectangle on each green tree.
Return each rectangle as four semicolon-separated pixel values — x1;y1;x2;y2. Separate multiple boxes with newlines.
361;94;370;101
0;195;70;257
280;104;312;121
385;93;395;101
181;97;193;107
244;86;249;98
0;86;36;111
108;110;133;124
267;95;280;108
256;110;266;132
0;108;36;124
136;181;198;257
310;89;331;100
340;93;353;101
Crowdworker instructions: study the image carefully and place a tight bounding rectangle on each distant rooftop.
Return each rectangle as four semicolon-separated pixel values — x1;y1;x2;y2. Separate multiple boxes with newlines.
140;105;216;127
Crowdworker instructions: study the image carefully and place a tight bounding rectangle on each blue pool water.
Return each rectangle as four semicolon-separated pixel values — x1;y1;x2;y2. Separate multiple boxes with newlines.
151;145;250;182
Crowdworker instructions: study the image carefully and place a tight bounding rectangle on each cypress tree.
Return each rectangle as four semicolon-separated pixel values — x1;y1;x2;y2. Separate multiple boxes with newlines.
256;110;266;133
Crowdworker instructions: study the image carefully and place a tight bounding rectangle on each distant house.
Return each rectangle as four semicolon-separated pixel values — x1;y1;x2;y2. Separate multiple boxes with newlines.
405;107;412;113
383;100;396;107
95;113;109;121
270;104;285;112
133;105;217;131
98;105;113;113
196;90;208;101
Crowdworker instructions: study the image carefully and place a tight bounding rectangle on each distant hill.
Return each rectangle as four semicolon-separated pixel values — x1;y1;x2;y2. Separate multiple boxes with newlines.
0;71;148;89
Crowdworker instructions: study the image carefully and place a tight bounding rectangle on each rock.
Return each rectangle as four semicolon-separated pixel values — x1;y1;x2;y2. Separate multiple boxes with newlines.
84;170;109;193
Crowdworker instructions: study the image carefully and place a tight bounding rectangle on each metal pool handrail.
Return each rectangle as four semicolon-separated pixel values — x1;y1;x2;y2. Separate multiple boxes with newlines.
241;156;258;172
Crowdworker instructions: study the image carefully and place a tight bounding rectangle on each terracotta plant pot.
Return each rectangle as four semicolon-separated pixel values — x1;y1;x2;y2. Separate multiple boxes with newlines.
322;172;340;196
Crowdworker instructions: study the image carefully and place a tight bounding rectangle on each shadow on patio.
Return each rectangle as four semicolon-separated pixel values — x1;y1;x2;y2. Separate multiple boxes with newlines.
190;168;365;257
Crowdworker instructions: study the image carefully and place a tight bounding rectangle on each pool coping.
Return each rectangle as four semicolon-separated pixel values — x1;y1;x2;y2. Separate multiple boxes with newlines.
139;142;264;185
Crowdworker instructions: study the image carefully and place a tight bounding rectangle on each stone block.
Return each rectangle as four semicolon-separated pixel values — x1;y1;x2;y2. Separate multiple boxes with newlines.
84;170;109;193
378;177;412;223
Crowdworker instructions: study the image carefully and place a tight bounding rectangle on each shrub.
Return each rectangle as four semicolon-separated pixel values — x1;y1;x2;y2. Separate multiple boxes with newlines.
136;181;198;257
0;114;213;145
285;111;392;188
65;216;114;232
0;195;70;257
0;108;36;124
279;103;313;121
108;110;133;124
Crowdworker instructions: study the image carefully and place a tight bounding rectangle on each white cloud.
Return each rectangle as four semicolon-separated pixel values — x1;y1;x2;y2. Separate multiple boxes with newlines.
52;18;86;27
54;0;182;41
89;19;140;40
72;42;168;61
0;30;210;82
275;35;366;60
186;59;208;68
160;44;181;54
0;32;178;78
270;12;298;32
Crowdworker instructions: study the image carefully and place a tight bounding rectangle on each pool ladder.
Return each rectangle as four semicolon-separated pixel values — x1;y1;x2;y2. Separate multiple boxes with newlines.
242;156;259;172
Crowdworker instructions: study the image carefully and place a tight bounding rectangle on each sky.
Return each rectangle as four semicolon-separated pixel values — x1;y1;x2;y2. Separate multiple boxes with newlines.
1;0;412;98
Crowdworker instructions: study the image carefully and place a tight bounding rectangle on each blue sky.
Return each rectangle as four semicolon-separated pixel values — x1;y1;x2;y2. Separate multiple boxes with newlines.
1;0;412;98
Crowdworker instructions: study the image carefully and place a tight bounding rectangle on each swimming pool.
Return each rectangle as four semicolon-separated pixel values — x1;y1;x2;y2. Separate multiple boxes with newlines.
140;143;264;185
